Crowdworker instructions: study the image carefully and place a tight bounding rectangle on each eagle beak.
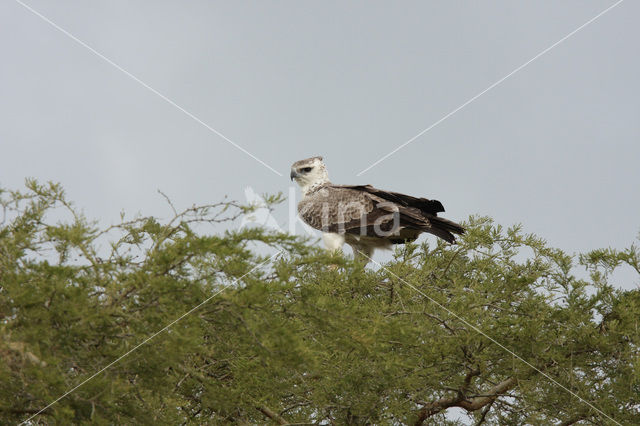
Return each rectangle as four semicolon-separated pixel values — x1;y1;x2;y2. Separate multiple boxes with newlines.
290;170;300;181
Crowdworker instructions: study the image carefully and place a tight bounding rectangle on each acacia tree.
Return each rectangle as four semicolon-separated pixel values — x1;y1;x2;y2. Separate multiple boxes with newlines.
0;181;638;425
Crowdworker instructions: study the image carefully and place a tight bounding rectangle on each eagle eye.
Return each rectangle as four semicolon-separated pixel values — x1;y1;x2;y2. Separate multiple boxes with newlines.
300;167;313;173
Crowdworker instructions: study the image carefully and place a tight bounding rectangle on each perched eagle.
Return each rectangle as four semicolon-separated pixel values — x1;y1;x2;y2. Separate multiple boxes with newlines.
290;156;464;262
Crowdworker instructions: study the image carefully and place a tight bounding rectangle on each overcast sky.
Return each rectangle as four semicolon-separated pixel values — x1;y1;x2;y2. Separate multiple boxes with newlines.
1;0;638;287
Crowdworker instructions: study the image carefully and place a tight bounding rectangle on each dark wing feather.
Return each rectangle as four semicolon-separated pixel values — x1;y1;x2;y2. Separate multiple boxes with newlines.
337;185;445;215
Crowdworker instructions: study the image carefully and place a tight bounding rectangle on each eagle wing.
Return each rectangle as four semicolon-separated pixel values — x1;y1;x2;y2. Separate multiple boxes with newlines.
298;185;464;244
337;184;445;215
298;186;374;231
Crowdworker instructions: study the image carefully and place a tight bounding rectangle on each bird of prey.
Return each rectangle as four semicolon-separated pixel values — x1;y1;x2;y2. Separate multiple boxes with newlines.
290;156;464;262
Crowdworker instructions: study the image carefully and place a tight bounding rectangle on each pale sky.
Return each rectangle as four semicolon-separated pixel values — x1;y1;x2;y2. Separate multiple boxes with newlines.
1;1;638;288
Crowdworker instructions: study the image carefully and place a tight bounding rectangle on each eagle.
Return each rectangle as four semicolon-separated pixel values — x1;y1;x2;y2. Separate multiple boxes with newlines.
290;156;465;262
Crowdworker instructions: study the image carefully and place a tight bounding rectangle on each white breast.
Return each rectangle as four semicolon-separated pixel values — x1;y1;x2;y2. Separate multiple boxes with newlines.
321;232;346;251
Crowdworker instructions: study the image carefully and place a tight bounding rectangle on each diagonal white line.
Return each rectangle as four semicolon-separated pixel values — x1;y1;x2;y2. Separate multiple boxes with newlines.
356;0;625;176
360;252;621;425
21;251;282;425
13;0;283;177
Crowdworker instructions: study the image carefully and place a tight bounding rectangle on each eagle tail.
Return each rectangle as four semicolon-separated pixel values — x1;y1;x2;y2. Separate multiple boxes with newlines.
427;216;465;244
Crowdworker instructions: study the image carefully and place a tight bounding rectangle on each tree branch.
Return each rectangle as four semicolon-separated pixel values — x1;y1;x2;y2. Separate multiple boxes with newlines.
475;399;494;426
414;376;518;426
257;405;289;425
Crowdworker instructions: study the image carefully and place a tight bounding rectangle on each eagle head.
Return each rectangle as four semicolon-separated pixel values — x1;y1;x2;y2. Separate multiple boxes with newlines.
290;156;330;193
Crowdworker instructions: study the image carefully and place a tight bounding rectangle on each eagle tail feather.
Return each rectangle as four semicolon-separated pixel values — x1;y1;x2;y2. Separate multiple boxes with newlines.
427;216;465;244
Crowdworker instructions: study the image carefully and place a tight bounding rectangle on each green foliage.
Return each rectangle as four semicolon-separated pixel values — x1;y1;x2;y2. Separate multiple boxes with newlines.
0;181;638;425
